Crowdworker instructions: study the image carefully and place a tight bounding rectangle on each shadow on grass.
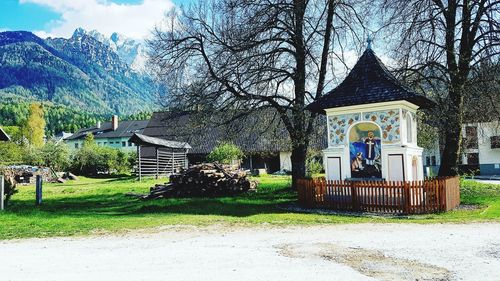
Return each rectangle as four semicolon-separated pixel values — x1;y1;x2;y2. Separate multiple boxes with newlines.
5;189;297;218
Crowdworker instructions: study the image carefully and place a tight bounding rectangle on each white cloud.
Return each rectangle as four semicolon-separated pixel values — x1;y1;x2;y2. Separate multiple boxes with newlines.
22;0;175;39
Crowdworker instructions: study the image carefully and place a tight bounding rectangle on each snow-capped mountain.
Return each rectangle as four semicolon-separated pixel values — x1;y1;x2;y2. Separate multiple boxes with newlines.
0;29;157;115
88;29;148;73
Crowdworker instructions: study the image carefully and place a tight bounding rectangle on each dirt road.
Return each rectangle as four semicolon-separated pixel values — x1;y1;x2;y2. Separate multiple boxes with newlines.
1;223;499;281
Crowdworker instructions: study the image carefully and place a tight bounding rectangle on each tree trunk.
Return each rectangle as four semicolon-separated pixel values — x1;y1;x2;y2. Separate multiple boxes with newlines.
291;141;307;189
438;126;462;176
438;89;464;176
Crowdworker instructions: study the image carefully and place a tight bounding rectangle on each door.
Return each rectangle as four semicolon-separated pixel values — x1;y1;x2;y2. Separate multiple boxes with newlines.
388;154;405;181
412;156;418;181
327;157;341;180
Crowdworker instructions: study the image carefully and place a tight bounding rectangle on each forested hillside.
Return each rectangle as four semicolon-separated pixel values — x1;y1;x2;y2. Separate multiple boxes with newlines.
0;29;158;116
0;101;151;136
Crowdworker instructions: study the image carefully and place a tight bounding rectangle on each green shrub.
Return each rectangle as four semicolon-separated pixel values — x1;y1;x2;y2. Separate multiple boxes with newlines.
0;142;23;165
20;142;70;171
306;158;323;178
42;142;70;171
207;142;244;164
305;150;324;177
70;134;134;175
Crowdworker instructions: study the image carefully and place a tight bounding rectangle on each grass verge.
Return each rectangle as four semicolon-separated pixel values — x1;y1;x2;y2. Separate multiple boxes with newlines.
0;175;498;239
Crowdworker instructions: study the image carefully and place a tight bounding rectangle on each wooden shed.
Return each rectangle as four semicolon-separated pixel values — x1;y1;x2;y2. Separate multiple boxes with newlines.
129;133;191;180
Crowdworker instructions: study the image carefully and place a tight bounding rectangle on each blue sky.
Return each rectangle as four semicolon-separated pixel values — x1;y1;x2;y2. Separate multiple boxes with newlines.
0;0;194;39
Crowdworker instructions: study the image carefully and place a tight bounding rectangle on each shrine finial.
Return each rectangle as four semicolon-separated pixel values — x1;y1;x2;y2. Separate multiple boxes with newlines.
367;35;373;50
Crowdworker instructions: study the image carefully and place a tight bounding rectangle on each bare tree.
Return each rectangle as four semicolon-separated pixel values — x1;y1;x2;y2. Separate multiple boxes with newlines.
148;0;364;186
380;0;500;176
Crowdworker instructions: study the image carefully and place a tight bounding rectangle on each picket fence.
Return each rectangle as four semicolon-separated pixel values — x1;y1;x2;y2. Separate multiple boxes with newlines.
297;177;460;214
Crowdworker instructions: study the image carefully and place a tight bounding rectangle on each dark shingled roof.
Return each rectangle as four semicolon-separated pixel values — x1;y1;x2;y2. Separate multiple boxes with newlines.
129;133;192;149
66;120;149;140
0;127;10;141
307;48;435;114
142;110;327;154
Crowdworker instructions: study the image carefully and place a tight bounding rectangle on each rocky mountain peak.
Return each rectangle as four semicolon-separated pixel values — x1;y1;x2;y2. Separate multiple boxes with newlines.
72;27;87;38
72;28;147;73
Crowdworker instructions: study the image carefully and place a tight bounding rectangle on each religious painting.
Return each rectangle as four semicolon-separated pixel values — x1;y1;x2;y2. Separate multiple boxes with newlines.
363;109;400;143
349;122;382;178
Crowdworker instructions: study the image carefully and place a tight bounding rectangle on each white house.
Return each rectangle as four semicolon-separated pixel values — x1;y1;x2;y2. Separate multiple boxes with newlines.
462;121;500;175
65;115;148;151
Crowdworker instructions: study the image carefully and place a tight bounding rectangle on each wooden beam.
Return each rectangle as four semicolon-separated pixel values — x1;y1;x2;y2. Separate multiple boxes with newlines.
138;145;142;181
156;147;159;179
171;148;175;174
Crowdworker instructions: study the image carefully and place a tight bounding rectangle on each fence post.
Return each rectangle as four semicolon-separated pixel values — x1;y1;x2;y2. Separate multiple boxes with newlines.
440;178;447;212
350;181;358;211
403;181;410;214
35;175;42;206
0;175;4;211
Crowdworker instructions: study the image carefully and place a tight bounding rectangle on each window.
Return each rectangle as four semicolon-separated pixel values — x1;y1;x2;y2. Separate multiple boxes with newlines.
75;143;79;149
467;153;479;165
465;126;478;149
491;136;500;149
104;142;107;145
426;157;430;166
431;156;436;166
406;113;413;143
122;141;126;147
97;142;102;146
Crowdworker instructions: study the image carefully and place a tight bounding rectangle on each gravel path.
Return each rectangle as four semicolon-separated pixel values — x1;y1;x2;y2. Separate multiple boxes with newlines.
1;223;499;281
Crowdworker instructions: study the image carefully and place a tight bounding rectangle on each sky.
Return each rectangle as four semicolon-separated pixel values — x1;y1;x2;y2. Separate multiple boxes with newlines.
0;0;194;39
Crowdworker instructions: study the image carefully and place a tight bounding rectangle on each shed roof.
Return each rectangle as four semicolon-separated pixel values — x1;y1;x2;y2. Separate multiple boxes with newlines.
66;120;149;140
0;127;10;141
307;48;435;114
142;110;327;154
129;133;192;149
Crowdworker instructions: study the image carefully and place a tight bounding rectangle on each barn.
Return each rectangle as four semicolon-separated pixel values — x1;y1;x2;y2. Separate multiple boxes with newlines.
141;110;327;173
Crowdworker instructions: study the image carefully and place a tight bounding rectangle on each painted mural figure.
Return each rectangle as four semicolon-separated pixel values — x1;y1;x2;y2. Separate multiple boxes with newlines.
364;131;377;165
349;123;382;178
351;152;364;172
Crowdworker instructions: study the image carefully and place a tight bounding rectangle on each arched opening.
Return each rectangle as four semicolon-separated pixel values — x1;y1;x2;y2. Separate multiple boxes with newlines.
406;112;413;143
349;122;382;178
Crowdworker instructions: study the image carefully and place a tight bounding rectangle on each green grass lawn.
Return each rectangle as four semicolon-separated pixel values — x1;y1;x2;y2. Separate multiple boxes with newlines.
0;175;499;239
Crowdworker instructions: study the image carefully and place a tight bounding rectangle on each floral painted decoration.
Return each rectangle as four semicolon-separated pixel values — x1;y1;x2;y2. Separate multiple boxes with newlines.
363;109;400;142
328;113;361;145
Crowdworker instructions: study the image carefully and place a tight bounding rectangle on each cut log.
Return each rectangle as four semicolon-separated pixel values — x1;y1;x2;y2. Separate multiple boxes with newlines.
141;162;258;199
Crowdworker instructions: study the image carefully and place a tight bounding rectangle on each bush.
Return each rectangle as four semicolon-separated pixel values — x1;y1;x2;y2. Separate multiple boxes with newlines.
40;141;70;171
306;150;324;178
0;142;23;165
21;142;70;171
207;142;244;164
70;134;134;175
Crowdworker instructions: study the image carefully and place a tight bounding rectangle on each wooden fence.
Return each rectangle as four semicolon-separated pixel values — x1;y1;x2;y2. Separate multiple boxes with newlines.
297;177;460;214
134;147;188;180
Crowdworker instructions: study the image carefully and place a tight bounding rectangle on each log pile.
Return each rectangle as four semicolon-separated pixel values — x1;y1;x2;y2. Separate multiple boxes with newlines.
142;163;257;199
0;166;61;184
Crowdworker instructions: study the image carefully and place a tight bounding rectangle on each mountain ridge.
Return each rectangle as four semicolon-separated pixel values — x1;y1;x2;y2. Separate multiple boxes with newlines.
0;28;158;116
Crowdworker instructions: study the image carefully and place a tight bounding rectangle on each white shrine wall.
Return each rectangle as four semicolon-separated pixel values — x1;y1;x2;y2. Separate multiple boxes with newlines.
322;101;424;181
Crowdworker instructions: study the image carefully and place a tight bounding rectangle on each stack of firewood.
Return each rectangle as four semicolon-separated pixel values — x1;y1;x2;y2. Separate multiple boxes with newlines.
142;163;257;199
